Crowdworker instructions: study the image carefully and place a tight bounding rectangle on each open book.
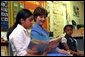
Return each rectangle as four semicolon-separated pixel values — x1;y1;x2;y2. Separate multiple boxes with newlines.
44;37;62;53
28;37;62;54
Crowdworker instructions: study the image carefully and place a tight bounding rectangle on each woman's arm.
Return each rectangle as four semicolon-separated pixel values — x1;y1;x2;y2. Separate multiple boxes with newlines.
31;39;48;45
25;49;47;56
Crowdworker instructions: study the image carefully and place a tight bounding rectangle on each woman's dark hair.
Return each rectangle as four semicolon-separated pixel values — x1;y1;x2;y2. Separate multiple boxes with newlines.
33;7;48;21
7;9;33;40
64;25;74;32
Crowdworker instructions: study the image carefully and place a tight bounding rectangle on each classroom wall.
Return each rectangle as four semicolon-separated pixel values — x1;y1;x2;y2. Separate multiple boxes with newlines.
66;1;84;25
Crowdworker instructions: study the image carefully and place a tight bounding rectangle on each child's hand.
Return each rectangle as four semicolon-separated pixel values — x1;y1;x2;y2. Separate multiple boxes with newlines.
59;49;73;56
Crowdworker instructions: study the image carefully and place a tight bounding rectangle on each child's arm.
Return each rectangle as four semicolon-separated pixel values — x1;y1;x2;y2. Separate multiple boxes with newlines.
62;43;83;56
69;50;84;56
56;47;71;55
65;39;84;56
63;43;70;50
61;37;70;50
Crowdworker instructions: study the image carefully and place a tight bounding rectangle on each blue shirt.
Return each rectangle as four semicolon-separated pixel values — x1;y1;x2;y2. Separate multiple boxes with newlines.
31;23;50;41
30;23;50;54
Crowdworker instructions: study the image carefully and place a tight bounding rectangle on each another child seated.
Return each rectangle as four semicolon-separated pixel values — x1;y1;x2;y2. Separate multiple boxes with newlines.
59;25;84;56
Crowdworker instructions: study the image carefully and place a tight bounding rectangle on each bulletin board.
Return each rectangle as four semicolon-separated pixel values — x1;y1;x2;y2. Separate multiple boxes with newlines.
1;1;9;31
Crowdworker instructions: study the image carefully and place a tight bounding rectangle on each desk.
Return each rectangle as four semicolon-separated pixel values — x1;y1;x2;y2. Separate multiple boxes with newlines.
72;29;84;38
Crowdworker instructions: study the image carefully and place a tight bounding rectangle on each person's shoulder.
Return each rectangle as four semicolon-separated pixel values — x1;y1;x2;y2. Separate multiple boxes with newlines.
62;37;67;40
13;26;24;35
32;23;38;29
31;23;41;32
61;36;67;43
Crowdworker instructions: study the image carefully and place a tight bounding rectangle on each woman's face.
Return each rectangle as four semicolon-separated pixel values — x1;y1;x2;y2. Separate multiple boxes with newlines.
21;16;34;29
36;15;46;26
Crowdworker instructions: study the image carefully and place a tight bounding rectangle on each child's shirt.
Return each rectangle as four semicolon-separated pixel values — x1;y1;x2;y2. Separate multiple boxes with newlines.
60;34;78;51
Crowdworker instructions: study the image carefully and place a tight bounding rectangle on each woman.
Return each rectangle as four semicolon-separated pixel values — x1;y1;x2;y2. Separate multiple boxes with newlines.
7;9;37;56
30;7;72;56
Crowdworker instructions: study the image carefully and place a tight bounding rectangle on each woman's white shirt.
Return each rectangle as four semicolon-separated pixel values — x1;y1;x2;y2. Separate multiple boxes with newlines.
9;24;30;56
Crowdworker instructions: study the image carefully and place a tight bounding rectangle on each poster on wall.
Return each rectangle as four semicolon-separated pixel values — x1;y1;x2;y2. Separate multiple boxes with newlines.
1;1;9;31
73;6;79;17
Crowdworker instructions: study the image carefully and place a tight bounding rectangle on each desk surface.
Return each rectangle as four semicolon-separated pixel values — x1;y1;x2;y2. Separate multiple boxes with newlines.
72;29;84;38
73;36;83;39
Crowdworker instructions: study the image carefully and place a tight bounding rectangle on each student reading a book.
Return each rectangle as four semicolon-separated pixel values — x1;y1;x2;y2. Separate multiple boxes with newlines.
8;9;38;56
59;25;84;56
30;7;72;56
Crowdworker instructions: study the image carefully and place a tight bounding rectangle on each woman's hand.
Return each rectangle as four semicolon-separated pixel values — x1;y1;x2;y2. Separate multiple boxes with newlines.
27;49;38;54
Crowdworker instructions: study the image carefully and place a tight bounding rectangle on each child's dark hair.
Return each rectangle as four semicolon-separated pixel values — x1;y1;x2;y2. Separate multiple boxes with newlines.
7;9;33;40
15;9;33;24
33;7;48;21
64;25;74;32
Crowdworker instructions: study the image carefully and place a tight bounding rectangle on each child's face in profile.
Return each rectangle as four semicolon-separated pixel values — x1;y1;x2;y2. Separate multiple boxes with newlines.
65;26;73;36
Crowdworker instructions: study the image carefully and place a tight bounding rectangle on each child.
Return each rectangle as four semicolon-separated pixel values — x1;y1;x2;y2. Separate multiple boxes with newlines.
8;9;37;56
60;25;84;56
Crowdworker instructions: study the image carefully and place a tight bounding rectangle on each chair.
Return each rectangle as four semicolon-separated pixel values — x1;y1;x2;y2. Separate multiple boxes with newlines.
8;41;13;56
